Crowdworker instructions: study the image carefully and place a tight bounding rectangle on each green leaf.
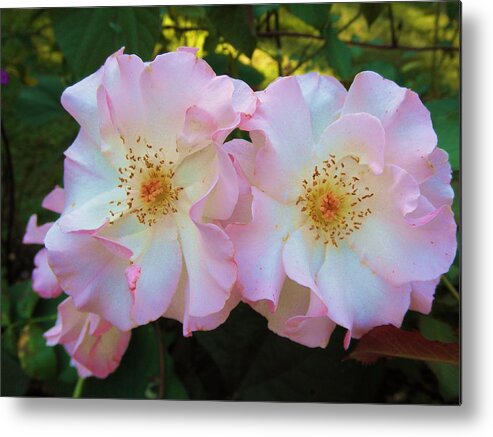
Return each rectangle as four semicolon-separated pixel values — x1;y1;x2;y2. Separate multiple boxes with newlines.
324;26;352;79
419;317;460;401
13;280;39;320
425;97;460;171
287;4;331;31
18;324;57;381
204;53;264;87
51;7;161;78
194;304;382;402
16;76;65;126
360;3;385;29
253;4;279;18
1;349;30;396
206;6;257;57
169;6;206;20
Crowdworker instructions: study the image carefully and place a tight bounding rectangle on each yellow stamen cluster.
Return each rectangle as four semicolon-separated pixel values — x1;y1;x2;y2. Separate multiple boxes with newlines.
109;138;182;227
296;155;374;247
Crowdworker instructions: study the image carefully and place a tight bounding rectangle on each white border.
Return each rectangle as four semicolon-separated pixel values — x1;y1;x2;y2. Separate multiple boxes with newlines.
2;0;492;436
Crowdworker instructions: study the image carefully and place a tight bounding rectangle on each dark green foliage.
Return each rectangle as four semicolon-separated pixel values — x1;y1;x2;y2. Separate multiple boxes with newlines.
206;6;257;57
51;7;161;78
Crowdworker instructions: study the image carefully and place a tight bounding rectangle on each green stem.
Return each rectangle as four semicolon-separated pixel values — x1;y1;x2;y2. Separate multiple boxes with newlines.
10;314;57;328
72;377;85;398
441;275;460;302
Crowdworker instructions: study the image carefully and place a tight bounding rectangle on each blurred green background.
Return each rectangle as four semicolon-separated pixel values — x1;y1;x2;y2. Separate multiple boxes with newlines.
1;2;460;402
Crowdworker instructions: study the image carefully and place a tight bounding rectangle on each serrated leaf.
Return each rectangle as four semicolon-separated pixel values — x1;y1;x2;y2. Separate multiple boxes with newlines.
348;325;459;365
324;27;352;79
18;324;57;381
360;3;385;29
206;6;257;57
425;97;460;171
51;7;161;78
288;4;331;31
16;76;65;126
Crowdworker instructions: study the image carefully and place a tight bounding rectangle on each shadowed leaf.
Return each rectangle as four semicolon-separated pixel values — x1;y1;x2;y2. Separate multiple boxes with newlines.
348;325;459;365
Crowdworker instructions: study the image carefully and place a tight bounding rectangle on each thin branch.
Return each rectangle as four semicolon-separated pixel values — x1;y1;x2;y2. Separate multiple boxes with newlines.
441;275;460;302
159;25;459;53
1;121;15;284
274;10;283;76
430;2;441;96
284;43;325;76
388;4;398;47
257;30;459;52
338;10;362;35
153;320;166;399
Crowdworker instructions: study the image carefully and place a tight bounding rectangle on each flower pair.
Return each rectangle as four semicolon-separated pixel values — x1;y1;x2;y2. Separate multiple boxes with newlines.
24;48;456;378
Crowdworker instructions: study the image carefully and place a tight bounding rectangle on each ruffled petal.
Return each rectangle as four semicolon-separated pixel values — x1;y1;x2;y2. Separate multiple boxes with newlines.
227;187;302;309
350;200;457;285
45;223;134;331
32;248;63;299
295;72;347;142
282;224;325;292
241;76;315;202
342;70;407;125
384;90;437;181
45;297;131;379
41;186;65;213
253;278;335;348
316;243;412;338
177;208;236;318
164;271;241;336
316;113;385;175
420;147;454;208
410;277;441;314
23;215;52;244
128;218;182;326
60;130;122;232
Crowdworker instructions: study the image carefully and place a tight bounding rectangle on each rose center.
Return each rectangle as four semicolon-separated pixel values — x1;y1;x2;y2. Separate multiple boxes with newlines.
109;138;182;227
319;191;341;222
140;178;165;203
297;155;374;247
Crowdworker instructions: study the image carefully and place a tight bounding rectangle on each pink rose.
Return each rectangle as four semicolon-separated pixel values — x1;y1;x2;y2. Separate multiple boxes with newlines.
45;297;131;378
44;48;256;333
227;71;456;347
23;186;65;299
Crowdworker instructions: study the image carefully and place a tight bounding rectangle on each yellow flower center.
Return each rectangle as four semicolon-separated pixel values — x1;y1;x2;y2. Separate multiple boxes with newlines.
297;155;374;247
109;138;182;227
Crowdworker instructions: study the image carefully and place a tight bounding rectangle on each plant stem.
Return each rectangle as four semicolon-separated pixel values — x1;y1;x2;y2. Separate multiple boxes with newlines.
441;275;460;302
154;320;166;399
72;377;85;398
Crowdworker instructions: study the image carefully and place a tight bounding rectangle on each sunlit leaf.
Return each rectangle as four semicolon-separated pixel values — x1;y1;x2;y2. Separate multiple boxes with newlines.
287;4;331;31
324;26;352;79
206;6;257;57
18;324;57;381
